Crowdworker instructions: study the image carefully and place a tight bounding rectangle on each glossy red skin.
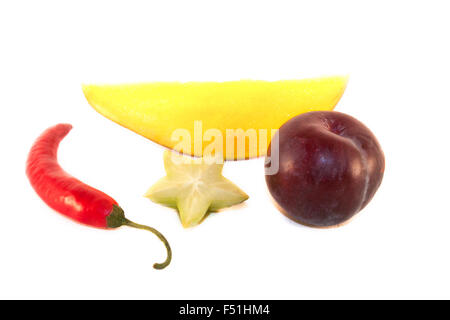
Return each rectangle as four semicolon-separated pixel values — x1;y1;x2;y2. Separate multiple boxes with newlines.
265;111;385;227
26;124;116;229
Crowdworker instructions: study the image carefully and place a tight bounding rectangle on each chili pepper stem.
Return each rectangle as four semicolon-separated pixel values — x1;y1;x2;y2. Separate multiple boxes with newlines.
107;205;172;270
122;219;172;270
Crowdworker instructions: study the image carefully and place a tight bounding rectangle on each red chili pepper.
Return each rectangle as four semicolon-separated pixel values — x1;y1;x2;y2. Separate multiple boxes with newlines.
26;124;171;269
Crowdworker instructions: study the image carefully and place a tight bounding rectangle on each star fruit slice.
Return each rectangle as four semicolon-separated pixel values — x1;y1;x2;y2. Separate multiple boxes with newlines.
145;151;249;227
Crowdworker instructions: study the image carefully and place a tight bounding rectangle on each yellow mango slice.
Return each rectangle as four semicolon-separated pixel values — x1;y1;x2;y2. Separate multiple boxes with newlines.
82;76;347;160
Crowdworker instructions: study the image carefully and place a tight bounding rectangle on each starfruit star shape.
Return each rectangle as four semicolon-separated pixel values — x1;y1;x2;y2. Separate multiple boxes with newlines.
145;151;249;227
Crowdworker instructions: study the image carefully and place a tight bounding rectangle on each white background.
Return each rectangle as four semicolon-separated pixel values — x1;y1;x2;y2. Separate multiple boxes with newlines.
1;0;449;299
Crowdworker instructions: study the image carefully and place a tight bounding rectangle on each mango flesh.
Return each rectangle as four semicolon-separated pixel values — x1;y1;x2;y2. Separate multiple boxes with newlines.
82;76;348;160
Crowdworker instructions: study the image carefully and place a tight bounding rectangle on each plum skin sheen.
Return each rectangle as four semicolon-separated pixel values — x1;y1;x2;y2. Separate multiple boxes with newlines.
265;111;385;227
